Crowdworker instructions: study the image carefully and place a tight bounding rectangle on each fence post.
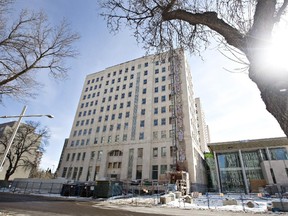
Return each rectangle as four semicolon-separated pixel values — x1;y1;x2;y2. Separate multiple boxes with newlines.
240;193;245;212
206;192;210;209
49;183;54;195
39;182;43;194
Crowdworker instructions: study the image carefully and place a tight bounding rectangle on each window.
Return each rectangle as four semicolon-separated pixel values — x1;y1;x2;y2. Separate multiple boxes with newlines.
155;69;159;74
77;153;81;161
98;116;102;122
162;76;166;81
161;147;166;157
154;97;158;103
105;115;109;121
128;92;132;97
127;101;131;107
82;152;86;161
108;136;112;143
161;106;166;113
161;95;166;102
161;118;166;125
139;132;144;140
142;98;146;104
141;109;145;115
124;122;128;130
117;124;121;130
154;119;158;126
125;112;130;118
140;120;145;127
96;126;100;133
142;88;147;94
154;108;158;114
162;85;166;91
101;136;105;143
152;165;158;180
71;153;75;161
113;104;117;110
153;147;158;157
144;62;148;67
111;114;115;120
66;153;70;161
144;70;148;75
154;87;158;93
94;137;98;144
162;67;166;72
160;165;167;174
110;125;114;131
153;131;158;139
123;134;128;141
143;79;147;84
97;150;103;160
138;148;143;158
103;125;107;132
155;78;159;83
106;105;110;111
118;113;122;119
129;83;133;88
115;135;120;142
122;84;126;90
161;130;167;138
120;102;124;108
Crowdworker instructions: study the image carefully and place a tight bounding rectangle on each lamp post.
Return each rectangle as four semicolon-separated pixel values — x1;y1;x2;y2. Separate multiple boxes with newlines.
0;106;54;171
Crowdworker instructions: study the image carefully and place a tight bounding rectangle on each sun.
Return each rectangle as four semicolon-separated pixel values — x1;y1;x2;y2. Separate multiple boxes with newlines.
264;18;288;71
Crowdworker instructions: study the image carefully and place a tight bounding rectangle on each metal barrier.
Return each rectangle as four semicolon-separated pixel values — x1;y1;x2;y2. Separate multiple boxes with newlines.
9;180;64;194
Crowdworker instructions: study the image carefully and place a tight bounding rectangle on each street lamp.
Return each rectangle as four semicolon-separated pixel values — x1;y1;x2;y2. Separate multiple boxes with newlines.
0;106;54;171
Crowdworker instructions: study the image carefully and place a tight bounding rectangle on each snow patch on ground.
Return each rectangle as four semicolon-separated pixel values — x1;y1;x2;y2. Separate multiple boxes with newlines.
105;193;273;213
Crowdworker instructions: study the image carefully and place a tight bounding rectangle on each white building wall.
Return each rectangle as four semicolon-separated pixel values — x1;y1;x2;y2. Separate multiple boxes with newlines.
58;49;208;190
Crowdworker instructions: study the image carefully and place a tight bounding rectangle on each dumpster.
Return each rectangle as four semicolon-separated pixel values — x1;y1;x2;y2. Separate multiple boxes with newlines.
61;184;79;196
93;180;123;198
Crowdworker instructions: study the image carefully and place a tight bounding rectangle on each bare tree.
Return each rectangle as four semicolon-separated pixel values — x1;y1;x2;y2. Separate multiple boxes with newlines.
100;0;288;137
0;1;79;103
0;121;50;180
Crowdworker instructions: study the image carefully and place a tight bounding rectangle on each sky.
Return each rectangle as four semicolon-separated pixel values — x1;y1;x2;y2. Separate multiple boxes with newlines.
0;0;286;171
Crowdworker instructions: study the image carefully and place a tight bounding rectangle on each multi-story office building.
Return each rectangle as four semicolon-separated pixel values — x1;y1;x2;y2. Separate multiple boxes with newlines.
195;98;210;153
57;49;208;191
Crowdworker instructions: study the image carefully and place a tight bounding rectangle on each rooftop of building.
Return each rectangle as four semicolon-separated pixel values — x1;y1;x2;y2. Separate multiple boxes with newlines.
208;137;288;152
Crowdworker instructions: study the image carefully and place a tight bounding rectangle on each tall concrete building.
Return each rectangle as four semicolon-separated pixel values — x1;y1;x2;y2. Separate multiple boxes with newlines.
57;49;209;191
195;98;210;153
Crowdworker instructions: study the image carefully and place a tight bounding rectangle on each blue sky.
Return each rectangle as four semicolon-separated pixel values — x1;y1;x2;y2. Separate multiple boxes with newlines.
0;0;285;171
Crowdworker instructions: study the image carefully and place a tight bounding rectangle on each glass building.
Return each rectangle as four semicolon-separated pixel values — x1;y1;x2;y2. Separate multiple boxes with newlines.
208;137;288;193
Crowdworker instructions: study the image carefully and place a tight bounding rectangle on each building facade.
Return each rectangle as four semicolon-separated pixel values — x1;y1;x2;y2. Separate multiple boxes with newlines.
0;121;41;180
208;137;288;193
195;98;210;153
57;49;209;191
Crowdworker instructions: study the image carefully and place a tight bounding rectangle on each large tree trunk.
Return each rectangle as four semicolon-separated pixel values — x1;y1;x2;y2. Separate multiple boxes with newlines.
249;65;288;137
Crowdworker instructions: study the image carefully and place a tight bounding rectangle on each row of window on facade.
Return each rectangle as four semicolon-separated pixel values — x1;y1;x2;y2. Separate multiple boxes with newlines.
78;96;170;118
83;75;170;101
61;163;170;181
66;146;173;163
73;118;170;138
70;128;174;147
86;59;168;85
82;85;169;109
85;67;168;92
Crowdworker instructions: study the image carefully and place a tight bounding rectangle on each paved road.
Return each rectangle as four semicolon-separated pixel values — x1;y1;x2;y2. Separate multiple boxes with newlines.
0;192;282;216
0;192;157;216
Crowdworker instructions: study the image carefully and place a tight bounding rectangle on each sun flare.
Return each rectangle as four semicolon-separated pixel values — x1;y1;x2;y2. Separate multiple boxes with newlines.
264;19;288;71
